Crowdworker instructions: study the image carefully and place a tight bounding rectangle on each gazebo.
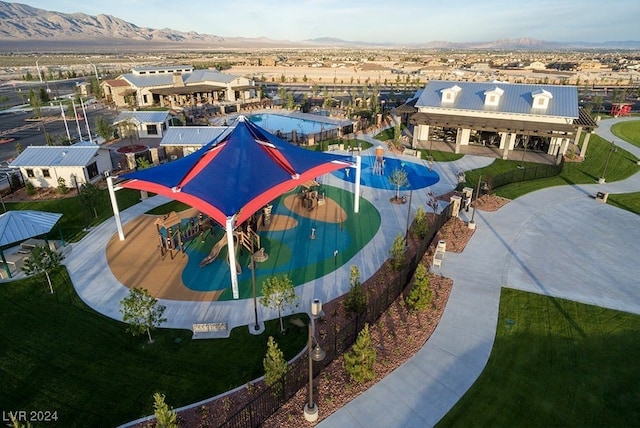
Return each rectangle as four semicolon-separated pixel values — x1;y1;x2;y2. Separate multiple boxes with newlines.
0;210;63;279
108;116;361;298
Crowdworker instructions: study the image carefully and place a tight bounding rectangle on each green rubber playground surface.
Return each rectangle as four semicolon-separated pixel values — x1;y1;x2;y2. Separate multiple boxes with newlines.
179;185;381;300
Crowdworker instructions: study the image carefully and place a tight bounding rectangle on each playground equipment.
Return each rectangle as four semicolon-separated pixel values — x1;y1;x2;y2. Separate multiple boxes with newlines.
155;210;210;259
373;145;385;176
199;224;264;274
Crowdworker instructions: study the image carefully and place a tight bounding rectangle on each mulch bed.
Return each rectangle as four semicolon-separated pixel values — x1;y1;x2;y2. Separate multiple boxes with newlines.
158;215;479;428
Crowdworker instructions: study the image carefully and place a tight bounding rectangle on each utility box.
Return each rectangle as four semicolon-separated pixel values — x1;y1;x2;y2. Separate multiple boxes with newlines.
595;191;609;203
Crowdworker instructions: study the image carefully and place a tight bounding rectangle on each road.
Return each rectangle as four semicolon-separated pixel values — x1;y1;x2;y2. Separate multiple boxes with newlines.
0;98;117;164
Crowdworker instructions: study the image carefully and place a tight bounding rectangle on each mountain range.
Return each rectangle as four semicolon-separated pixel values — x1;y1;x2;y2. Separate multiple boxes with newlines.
0;1;638;51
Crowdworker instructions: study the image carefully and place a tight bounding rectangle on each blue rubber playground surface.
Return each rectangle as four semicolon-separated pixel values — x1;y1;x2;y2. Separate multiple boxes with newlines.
332;154;440;190
177;185;381;299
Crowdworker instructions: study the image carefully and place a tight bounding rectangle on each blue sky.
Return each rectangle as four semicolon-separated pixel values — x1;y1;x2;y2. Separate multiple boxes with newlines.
14;0;639;43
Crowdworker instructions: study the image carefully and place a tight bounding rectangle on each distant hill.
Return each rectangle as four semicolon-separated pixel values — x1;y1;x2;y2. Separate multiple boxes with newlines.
0;1;638;51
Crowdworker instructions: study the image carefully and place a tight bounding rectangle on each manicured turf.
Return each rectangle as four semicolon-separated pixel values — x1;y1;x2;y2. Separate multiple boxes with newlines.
606;191;640;214
5;188;142;243
437;288;640;427
0;269;308;427
486;135;640;200
611;120;640;148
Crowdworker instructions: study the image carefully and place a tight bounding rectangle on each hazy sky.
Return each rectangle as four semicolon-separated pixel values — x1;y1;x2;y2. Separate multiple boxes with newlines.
14;0;640;43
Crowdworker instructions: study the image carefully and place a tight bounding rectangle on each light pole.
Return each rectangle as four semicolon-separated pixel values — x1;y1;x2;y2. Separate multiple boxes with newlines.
468;175;482;230
598;140;617;184
303;298;326;422
35;56;44;82
86;59;100;83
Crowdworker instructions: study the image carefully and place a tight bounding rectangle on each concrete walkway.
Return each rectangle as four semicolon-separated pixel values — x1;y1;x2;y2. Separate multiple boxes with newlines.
319;117;640;427
64;133;492;337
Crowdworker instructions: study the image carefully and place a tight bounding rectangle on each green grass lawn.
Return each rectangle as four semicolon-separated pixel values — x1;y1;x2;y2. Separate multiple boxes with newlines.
606;192;640;214
484;135;640;200
5;188;142;243
437;288;640;427
611;120;640;148
0;269;308;427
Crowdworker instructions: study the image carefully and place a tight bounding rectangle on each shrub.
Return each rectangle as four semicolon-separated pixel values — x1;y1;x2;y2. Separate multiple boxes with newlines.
25;181;36;195
389;232;406;271
405;264;432;312
57;177;69;194
412;206;429;239
263;336;287;396
343;324;376;383
344;265;367;316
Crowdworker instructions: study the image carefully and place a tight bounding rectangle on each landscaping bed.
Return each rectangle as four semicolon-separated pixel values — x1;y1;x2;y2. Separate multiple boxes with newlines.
171;216;476;427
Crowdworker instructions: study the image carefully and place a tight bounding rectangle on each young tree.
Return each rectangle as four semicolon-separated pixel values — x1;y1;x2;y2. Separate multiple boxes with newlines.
260;275;298;334
389;232;406;271
344;265;367;316
388;168;408;202
21;244;65;294
29;88;42;118
79;181;104;218
152;393;177;428
343;323;376;383
57;177;68;194
405;264;432;312
94;116;114;141
263;336;288;395
412;206;429;239
120;287;167;343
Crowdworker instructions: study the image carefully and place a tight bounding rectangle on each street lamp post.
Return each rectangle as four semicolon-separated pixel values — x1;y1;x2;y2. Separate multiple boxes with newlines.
86;59;100;83
468;175;482;230
598;140;616;184
35;56;44;82
303;299;326;422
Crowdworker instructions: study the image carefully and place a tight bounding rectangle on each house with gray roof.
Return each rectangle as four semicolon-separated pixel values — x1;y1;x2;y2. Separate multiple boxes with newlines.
113;110;176;140
409;80;597;160
101;65;258;112
159;126;229;160
9;142;112;189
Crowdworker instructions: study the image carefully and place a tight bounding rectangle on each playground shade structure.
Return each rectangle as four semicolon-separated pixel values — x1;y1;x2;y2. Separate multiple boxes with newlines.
120;116;353;227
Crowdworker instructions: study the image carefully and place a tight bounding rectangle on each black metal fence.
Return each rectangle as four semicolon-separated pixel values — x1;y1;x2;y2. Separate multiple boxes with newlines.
485;158;564;192
219;203;454;428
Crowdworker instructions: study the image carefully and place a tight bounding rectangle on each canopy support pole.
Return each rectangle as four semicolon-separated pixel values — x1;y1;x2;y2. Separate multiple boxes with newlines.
226;216;239;299
107;176;125;241
354;156;361;213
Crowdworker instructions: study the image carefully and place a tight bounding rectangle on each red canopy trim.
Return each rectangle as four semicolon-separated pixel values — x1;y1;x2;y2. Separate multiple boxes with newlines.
234;159;352;225
178;143;226;189
121;179;229;225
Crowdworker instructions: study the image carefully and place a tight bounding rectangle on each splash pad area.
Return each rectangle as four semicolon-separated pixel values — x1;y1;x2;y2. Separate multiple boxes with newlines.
333;148;440;190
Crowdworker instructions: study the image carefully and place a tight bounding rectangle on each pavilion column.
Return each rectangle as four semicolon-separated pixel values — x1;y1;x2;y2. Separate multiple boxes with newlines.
454;128;462;154
581;132;592;158
226;216;239;299
573;126;583;146
500;132;509;159
459;128;471;146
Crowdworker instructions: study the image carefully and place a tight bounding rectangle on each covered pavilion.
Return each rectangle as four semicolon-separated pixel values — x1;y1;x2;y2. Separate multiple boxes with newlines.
0;210;63;279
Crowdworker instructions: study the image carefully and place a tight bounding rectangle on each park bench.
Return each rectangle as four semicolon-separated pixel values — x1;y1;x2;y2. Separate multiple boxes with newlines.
192;322;228;338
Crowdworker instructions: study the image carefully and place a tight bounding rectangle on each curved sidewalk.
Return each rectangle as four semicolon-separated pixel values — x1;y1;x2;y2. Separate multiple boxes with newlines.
64;141;491;336
320;117;640;427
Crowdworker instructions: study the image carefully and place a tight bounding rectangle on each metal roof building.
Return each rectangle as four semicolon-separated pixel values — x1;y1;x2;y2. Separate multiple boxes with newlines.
407;80;596;161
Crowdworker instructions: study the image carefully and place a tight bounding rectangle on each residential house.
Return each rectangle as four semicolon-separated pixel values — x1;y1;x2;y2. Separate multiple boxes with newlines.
9;142;112;189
